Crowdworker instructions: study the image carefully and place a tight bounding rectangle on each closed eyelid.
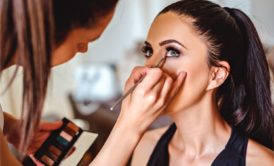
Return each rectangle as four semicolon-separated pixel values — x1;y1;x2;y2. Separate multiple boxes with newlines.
142;45;153;51
165;44;182;49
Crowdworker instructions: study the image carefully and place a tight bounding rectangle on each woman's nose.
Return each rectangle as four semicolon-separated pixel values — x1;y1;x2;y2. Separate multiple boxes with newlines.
145;58;156;67
77;43;88;53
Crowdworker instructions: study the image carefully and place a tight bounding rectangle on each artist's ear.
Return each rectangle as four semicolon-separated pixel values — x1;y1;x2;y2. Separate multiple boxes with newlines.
206;61;230;90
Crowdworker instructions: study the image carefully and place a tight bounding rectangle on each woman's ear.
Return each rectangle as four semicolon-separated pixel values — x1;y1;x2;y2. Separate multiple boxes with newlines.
206;61;230;90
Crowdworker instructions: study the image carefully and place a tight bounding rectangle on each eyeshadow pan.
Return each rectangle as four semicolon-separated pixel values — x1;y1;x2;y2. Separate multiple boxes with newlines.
41;155;54;166
34;118;84;166
60;131;73;141
63;125;76;136
56;136;69;147
46;151;58;161
54;140;65;150
49;145;61;156
67;122;79;133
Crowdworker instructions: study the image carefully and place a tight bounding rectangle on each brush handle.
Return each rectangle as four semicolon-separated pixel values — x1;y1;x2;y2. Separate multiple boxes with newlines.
110;56;166;111
110;76;144;111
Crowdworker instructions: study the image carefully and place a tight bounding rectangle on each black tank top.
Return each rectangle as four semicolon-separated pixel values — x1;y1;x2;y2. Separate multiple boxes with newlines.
147;124;248;166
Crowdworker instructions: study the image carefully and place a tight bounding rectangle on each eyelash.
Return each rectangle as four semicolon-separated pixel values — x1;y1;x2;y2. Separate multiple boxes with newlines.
141;46;153;58
141;46;182;58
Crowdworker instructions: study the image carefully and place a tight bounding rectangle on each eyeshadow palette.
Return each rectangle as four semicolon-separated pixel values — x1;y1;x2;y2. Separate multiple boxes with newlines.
23;118;97;166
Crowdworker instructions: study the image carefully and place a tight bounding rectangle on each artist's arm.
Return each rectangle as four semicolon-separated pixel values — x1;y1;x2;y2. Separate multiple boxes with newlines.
91;67;186;166
3;112;19;135
3;112;21;146
0;130;22;166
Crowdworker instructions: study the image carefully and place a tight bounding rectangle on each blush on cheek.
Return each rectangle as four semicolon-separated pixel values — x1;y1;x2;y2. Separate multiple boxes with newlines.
162;63;183;79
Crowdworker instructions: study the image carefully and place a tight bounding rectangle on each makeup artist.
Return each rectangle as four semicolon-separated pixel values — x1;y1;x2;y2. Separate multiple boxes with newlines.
0;0;186;165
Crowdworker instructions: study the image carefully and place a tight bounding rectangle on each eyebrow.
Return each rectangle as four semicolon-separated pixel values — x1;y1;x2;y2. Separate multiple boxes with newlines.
144;41;152;47
144;39;187;49
159;39;186;49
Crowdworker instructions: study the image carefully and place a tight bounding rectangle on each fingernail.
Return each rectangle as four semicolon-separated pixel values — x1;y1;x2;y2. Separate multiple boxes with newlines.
178;72;187;82
182;72;187;78
178;71;186;78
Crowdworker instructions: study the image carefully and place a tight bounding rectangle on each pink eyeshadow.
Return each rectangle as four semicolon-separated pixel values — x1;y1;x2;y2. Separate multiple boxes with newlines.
60;131;73;141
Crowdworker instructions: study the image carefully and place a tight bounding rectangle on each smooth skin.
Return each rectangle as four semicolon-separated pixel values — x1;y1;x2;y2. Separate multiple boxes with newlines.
131;12;274;166
0;8;186;166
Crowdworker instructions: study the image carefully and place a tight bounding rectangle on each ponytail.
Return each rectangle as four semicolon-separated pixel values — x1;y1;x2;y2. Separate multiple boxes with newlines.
222;7;274;149
0;0;54;155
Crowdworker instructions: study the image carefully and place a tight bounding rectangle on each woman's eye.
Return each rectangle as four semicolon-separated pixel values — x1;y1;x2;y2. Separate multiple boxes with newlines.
141;46;153;58
166;47;181;57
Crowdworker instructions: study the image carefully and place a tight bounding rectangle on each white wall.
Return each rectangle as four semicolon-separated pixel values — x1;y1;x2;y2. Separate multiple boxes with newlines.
250;0;274;46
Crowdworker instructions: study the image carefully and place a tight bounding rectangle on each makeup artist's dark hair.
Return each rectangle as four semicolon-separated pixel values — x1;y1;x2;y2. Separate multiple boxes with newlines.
54;0;118;46
159;0;274;149
0;0;118;155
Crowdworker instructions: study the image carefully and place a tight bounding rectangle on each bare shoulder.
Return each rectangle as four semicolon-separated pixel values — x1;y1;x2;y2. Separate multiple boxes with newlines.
246;139;274;166
131;127;169;166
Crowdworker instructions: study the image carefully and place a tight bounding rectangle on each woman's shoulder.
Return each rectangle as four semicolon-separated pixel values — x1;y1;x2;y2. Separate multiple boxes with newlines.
246;139;274;166
131;126;169;166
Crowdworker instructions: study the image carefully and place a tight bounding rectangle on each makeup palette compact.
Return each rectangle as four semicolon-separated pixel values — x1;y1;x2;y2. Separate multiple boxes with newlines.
23;118;97;166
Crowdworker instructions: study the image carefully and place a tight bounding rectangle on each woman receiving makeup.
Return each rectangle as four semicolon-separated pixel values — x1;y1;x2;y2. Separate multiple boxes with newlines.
131;0;274;165
0;0;185;165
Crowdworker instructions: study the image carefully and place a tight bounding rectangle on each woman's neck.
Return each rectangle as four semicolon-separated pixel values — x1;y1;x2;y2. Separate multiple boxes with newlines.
169;94;231;157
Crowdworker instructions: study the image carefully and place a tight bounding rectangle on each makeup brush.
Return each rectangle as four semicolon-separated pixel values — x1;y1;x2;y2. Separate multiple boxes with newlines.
110;56;168;111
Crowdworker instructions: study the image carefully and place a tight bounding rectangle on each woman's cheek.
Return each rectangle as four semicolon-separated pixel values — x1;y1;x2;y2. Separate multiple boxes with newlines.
162;60;186;78
165;62;210;113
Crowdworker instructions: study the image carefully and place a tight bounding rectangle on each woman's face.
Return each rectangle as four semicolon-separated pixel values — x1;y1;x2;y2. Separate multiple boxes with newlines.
143;12;213;113
51;10;115;66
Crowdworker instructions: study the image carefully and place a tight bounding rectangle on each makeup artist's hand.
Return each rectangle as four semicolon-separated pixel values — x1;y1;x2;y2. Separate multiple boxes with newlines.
27;121;63;154
119;66;186;134
6;119;62;154
91;66;186;166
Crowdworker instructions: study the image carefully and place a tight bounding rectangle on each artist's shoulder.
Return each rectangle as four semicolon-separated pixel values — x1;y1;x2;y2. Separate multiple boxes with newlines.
131;126;169;166
246;139;274;166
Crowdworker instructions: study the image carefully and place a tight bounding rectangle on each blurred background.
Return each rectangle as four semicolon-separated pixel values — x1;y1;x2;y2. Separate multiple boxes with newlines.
1;0;274;162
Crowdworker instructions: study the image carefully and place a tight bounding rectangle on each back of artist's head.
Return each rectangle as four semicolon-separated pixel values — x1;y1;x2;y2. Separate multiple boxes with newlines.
0;0;119;154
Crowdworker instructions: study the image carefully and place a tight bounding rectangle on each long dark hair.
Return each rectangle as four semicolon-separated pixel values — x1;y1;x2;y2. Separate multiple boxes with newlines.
159;0;274;149
0;0;118;155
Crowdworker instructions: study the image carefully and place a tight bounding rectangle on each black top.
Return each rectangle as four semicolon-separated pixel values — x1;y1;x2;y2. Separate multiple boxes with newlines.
147;124;248;166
